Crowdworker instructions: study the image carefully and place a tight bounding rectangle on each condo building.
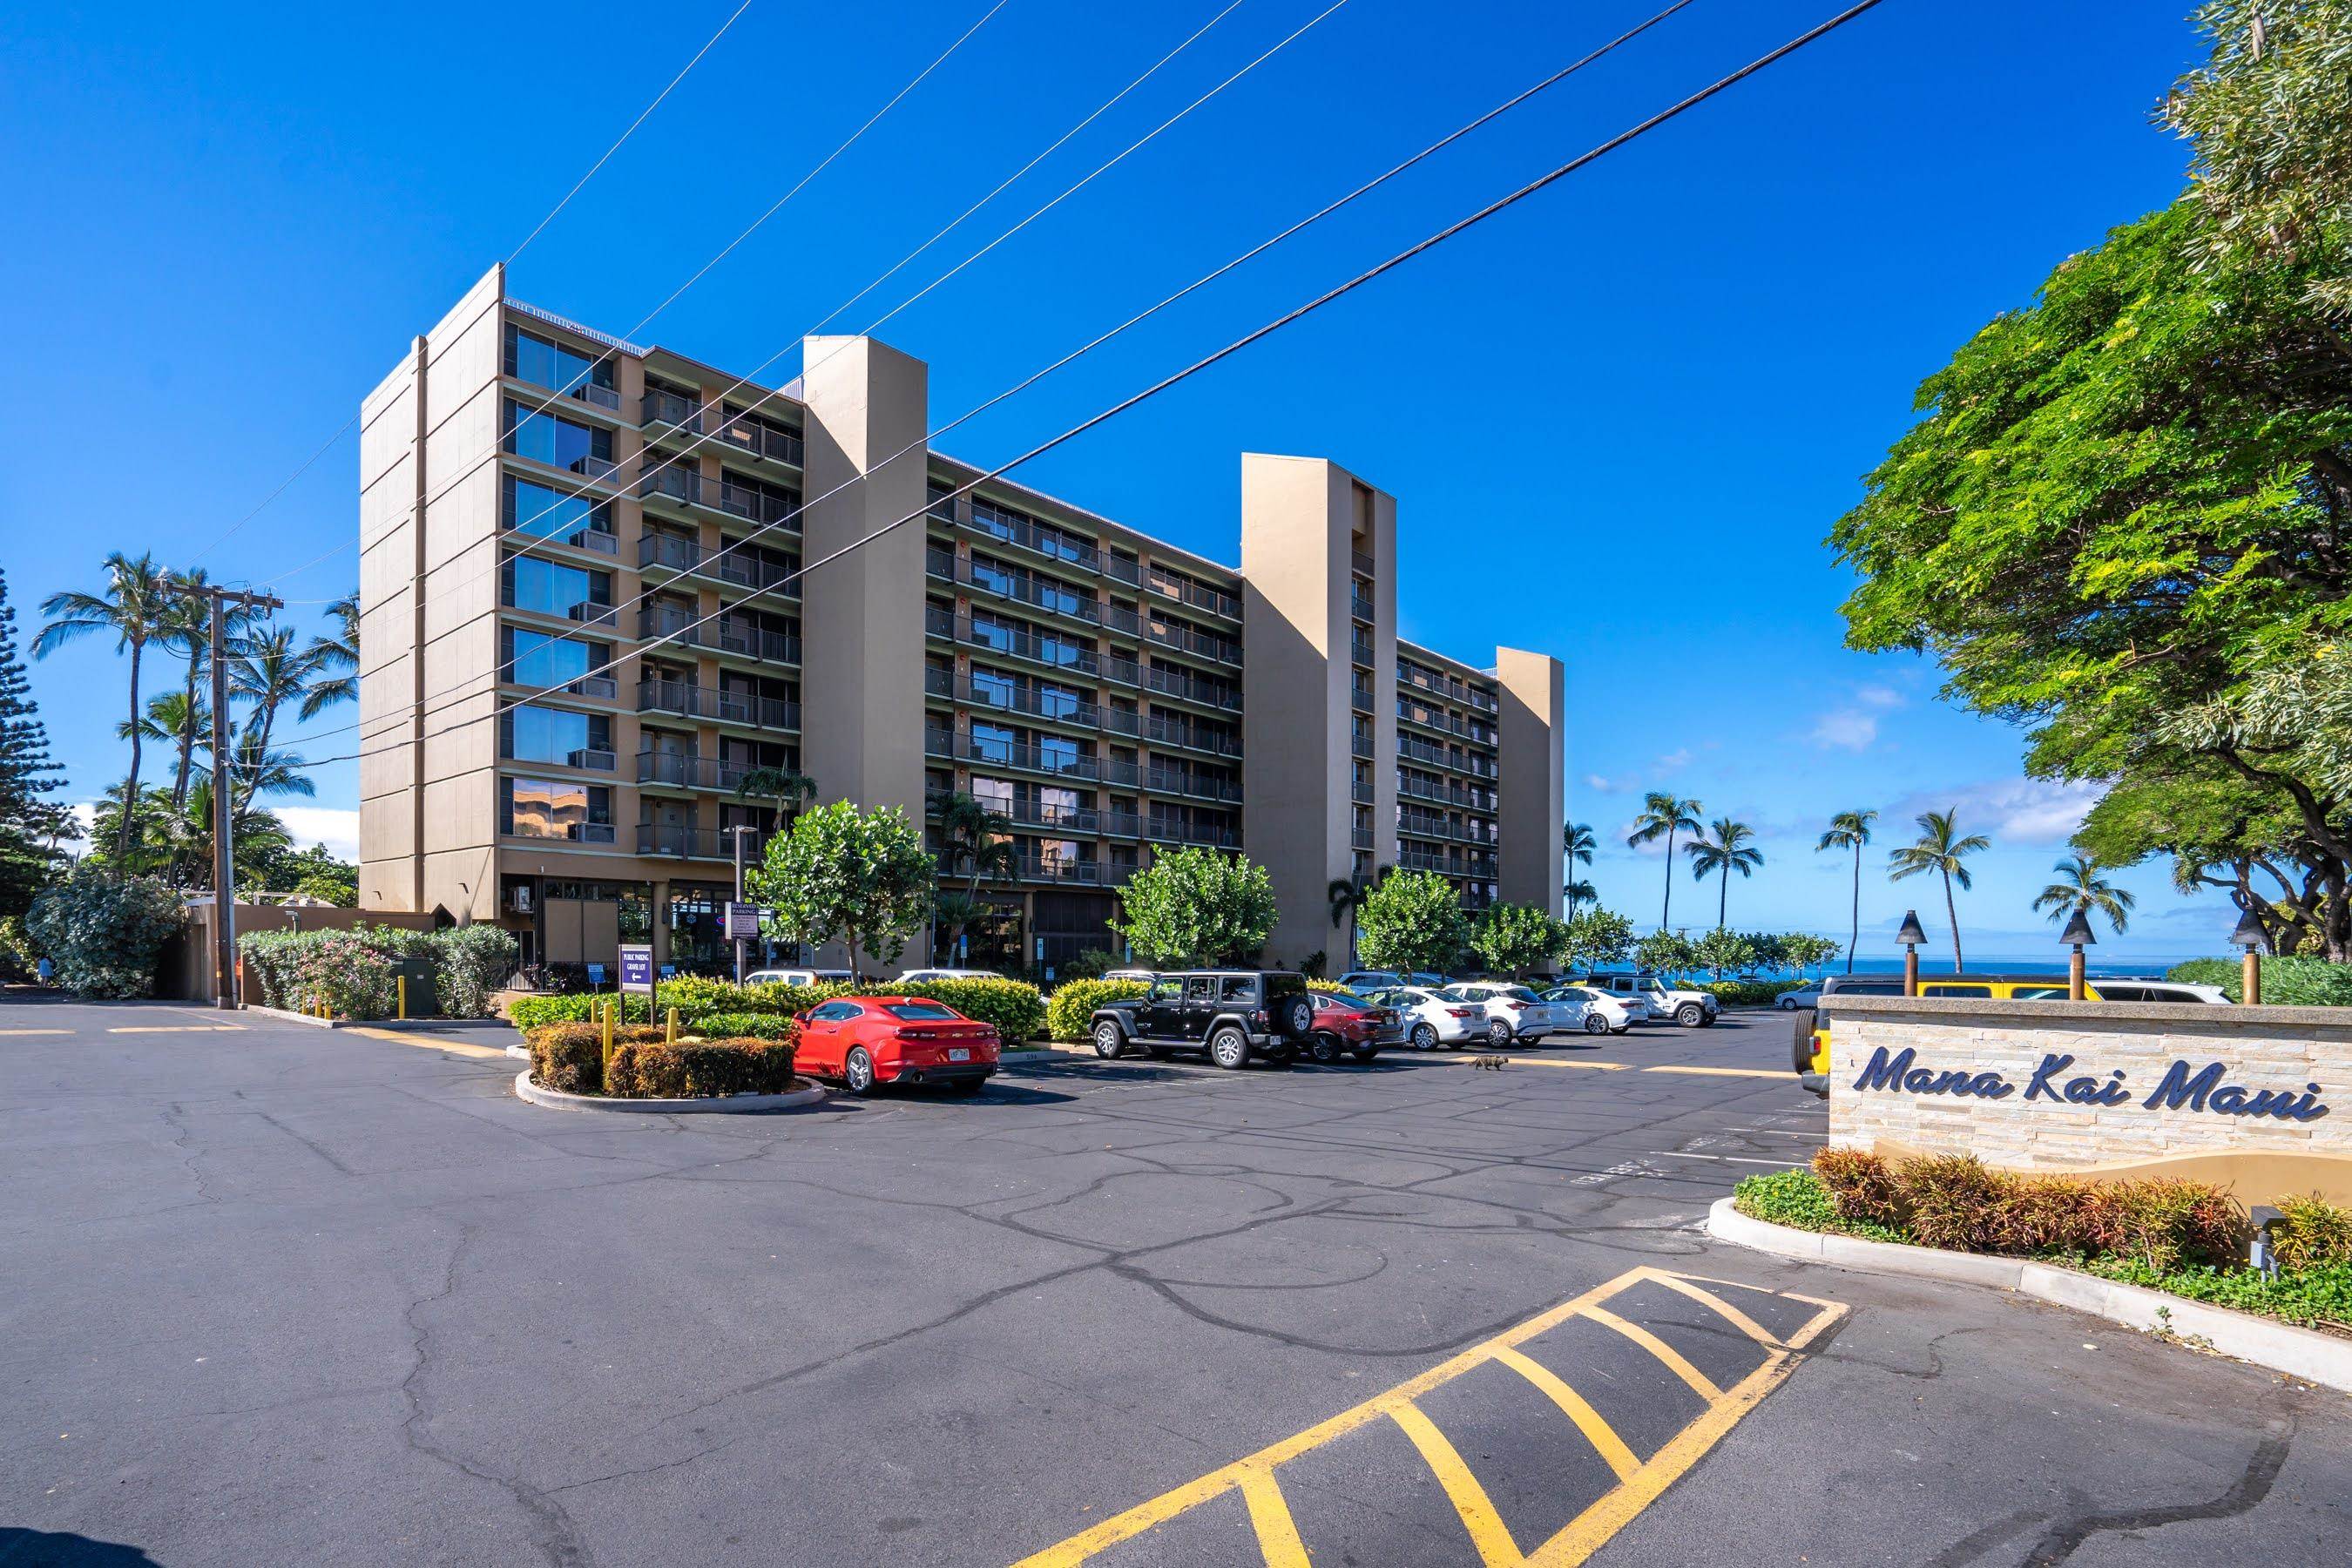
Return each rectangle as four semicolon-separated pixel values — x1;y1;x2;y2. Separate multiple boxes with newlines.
357;267;1563;974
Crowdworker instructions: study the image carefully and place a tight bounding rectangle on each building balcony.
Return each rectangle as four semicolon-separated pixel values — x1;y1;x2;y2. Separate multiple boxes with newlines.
1012;855;1108;885
1400;663;1499;713
1143;666;1241;713
634;753;760;793
927;608;1099;679
636;679;799;731
638;605;801;667
1396;774;1495;812
641;389;704;432
1396;735;1497;779
931;549;1105;628
925;729;1099;782
1396;702;1497;747
639;531;801;598
962;510;1142;585
636;823;766;861
1350;682;1375;713
713;414;804;469
1351;828;1375;851
505;821;616;847
1144;768;1242;804
1350;734;1373;760
1351;549;1375;579
713;476;798;530
1350;781;1374;805
566;600;618;628
1146;570;1241;621
1142;619;1241;669
1146;817;1241;849
1349;591;1375;624
1349;637;1375;668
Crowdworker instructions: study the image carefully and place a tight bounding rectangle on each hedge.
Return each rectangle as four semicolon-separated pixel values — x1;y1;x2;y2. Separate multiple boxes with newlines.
240;924;517;1019
2166;954;2352;1006
881;977;1045;1040
687;1010;797;1042
524;1023;665;1095
25;866;185;997
605;1037;799;1098
1684;978;1807;1007
1047;978;1150;1040
503;975;1047;1040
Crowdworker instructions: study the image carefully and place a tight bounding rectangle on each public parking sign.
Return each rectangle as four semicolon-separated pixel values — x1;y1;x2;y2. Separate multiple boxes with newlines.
618;943;655;996
724;902;765;939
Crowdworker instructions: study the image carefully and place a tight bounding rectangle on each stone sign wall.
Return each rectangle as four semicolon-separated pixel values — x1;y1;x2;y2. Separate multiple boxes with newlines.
1826;997;2352;1196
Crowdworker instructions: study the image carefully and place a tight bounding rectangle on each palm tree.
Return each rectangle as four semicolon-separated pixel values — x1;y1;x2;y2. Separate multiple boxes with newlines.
158;569;234;813
1626;793;1704;929
1328;874;1372;969
228;624;328;801
298;591;361;720
1685;817;1763;928
35;552;176;866
931;890;987;963
1563;876;1597;912
934;792;1016;961
734;766;818;818
1815;809;1877;973
2034;854;2134;935
1888;808;1991;972
1561;821;1595;913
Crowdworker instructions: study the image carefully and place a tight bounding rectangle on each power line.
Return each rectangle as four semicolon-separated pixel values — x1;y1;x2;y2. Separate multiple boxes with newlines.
267;0;1628;756
186;0;760;569
280;0;1889;780
505;0;758;264
278;0;1341;720
238;0;1015;594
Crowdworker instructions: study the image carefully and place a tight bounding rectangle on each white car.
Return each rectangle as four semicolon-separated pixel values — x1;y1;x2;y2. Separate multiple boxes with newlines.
1776;984;1822;1010
1441;983;1577;1047
1366;986;1488;1050
746;968;855;988
1102;968;1158;983
1542;985;1645;1036
1339;970;1448;992
896;967;1001;984
1571;972;1719;1028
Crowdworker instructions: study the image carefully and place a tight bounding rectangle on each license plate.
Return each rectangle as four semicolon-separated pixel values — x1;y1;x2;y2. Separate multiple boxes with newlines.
948;1047;970;1062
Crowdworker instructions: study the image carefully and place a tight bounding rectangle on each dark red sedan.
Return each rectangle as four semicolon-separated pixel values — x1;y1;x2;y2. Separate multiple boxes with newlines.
1302;990;1401;1064
794;997;1000;1096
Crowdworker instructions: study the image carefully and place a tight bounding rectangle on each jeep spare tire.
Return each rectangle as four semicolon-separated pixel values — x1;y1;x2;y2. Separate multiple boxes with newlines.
1275;994;1313;1038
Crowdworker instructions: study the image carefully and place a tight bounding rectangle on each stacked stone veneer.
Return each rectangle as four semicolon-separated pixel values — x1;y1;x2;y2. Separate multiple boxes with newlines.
1827;997;2352;1171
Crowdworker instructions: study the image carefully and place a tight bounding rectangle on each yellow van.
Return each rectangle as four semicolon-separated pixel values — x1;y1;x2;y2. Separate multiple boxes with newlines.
1794;974;2231;1095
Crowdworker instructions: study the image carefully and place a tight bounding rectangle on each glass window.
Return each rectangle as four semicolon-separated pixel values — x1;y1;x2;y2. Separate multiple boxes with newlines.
502;557;606;616
1147;979;1182;1001
503;628;598;687
499;705;608;765
1925;984;1993;998
1184;977;1216;1001
503;400;611;474
1219;976;1255;1004
503;473;610;541
969;724;1015;764
885;1002;960;1021
1037;734;1079;773
500;777;611;839
504;324;615;396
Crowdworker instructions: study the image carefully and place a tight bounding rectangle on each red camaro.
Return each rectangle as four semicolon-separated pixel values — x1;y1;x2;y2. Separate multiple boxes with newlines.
794;996;1001;1096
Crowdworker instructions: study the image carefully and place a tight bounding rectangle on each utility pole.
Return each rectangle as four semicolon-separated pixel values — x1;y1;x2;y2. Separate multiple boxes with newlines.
176;580;283;1010
729;823;755;984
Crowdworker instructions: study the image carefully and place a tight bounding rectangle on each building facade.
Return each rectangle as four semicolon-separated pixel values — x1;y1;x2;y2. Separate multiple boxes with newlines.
357;267;1564;976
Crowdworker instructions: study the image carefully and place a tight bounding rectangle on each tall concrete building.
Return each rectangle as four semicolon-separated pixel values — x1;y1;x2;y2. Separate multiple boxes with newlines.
357;267;1563;975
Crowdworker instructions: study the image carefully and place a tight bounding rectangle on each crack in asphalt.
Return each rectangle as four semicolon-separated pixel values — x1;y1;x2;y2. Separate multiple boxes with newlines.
2019;1417;2297;1565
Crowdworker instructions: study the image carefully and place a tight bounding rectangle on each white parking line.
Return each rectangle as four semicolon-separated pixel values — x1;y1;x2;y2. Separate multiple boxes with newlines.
1644;1152;1808;1166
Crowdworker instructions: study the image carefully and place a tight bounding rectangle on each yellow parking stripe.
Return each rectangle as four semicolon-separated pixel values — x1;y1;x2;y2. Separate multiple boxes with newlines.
107;1025;246;1033
1490;1348;1639;1483
1389;1401;1519;1567
1639;1064;1790;1080
1232;1465;1311;1568
1646;1273;1778;1348
0;1028;72;1036
1011;1267;1848;1568
1579;1305;1721;1401
345;1027;512;1060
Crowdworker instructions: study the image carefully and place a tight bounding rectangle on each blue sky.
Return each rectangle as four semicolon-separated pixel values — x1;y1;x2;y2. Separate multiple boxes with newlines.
0;0;2237;961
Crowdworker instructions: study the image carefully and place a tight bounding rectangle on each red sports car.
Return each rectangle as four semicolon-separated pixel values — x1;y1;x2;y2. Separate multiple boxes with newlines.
794;996;1000;1096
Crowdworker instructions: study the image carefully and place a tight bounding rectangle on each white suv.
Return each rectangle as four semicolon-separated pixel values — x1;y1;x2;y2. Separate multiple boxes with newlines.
1572;972;1718;1028
1441;983;1575;1047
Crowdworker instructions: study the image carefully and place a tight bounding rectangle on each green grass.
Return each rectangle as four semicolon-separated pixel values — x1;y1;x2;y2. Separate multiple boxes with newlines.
1732;1168;1908;1245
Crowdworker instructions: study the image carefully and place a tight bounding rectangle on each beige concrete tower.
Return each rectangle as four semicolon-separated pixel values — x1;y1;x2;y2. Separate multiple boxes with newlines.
798;335;930;820
1495;646;1566;920
1240;453;1397;965
358;263;507;923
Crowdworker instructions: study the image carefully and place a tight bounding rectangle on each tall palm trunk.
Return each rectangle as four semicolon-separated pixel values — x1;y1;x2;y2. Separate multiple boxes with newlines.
1942;869;1963;973
1847;846;1860;973
118;639;145;867
1660;826;1678;927
1717;864;1729;929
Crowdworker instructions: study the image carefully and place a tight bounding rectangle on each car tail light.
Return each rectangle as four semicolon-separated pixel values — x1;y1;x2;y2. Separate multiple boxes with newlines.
1449;1006;1478;1018
1504;1001;1529;1011
900;1027;937;1041
1252;1010;1268;1025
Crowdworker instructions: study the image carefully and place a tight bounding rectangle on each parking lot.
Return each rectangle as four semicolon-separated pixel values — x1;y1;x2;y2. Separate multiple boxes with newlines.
3;993;2348;1566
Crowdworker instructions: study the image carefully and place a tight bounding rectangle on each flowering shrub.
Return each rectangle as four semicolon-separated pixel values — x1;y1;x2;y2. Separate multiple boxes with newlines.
238;924;516;1018
423;925;517;1017
282;929;396;1020
26;866;185;998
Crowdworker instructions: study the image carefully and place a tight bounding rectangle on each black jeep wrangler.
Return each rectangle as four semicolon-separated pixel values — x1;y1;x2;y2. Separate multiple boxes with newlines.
1089;970;1316;1070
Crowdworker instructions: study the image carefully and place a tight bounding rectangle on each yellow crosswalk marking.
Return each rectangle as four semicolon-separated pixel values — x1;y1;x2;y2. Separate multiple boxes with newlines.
1232;1464;1311;1568
1578;1305;1722;1401
1490;1347;1639;1483
1389;1400;1520;1567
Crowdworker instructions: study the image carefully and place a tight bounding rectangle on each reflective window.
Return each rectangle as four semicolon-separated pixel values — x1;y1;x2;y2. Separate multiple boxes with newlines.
969;723;1016;764
499;705;610;766
503;473;610;541
501;557;607;617
500;777;611;838
503;400;612;474
504;324;616;396
502;628;601;687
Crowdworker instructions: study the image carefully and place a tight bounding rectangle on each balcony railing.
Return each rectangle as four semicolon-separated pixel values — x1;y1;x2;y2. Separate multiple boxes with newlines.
1145;768;1243;803
1012;855;1105;885
634;753;758;792
928;608;1099;677
636;823;767;860
1143;618;1241;667
1396;773;1496;812
1146;570;1242;620
926;729;1099;781
1349;591;1375;623
1350;549;1375;578
1350;682;1375;713
1350;734;1373;759
636;679;799;731
715;476;799;529
1349;638;1374;668
637;606;801;666
563;747;617;773
639;465;700;507
639;531;800;597
1351;828;1375;851
1396;701;1497;746
955;677;1099;729
1396;735;1497;778
1351;781;1374;804
945;555;1105;626
506;820;615;846
641;389;703;431
1146;817;1242;849
1399;662;1500;713
714;415;804;468
1144;666;1241;712
565;600;618;628
1144;714;1241;759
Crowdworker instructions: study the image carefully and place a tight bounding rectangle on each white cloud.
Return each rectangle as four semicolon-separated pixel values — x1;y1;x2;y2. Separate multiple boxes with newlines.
274;808;361;862
1887;779;2102;847
1654;748;1692;771
1809;710;1879;752
1855;684;1905;710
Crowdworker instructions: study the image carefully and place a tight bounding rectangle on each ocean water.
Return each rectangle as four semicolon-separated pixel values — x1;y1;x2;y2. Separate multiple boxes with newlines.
1815;956;2181;981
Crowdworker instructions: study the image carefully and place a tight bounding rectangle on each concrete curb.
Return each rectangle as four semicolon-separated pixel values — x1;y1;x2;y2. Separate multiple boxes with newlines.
513;1071;829;1115
1706;1197;2352;1396
241;1004;498;1035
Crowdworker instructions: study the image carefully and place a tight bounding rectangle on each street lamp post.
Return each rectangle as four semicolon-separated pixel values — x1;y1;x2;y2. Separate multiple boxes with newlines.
728;824;756;985
2059;909;2095;1001
2231;908;2268;1005
1896;910;1927;997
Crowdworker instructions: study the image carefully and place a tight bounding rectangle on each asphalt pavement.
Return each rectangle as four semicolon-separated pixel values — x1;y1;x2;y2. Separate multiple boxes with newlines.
1;991;2344;1567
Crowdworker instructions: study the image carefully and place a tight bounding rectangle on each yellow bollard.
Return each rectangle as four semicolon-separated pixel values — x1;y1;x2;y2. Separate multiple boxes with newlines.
601;997;616;1077
666;1006;678;1044
397;976;409;1020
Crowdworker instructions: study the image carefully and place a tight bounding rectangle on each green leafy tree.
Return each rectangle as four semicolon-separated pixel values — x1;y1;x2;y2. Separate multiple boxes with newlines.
2034;855;2135;936
1634;928;1694;977
1627;793;1703;929
1562;821;1596;911
1685;817;1763;929
1781;933;1842;976
25;862;185;997
749;801;935;979
1108;847;1277;968
0;571;70;916
1691;927;1757;978
2072;764;2303;953
1469;902;1569;978
1888;808;1990;972
1815;808;1876;973
1561;907;1636;974
1353;868;1470;977
35;551;175;866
